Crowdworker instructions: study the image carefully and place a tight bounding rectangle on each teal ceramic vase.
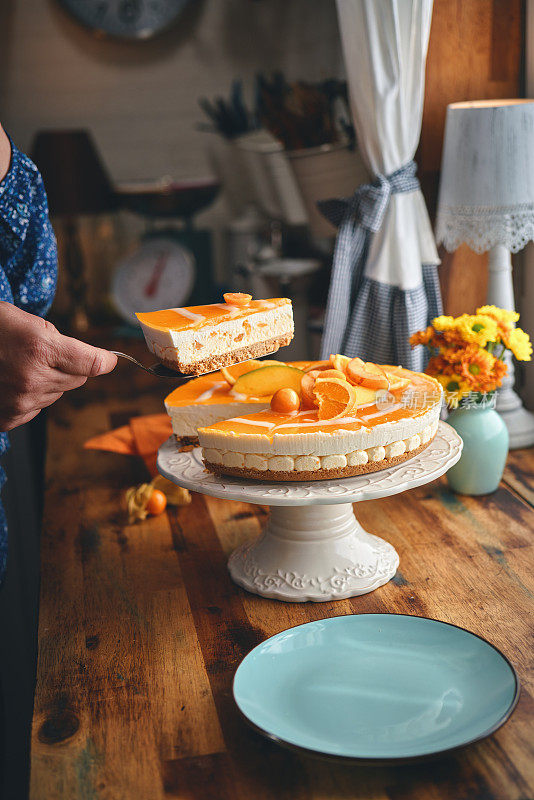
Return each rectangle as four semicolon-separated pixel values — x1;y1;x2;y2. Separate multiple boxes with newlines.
446;404;509;495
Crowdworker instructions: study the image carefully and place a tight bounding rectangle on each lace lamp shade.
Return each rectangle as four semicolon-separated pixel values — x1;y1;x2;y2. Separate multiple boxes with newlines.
436;99;534;254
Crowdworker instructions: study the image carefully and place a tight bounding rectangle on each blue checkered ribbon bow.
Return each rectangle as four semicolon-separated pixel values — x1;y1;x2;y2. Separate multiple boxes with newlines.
319;160;420;358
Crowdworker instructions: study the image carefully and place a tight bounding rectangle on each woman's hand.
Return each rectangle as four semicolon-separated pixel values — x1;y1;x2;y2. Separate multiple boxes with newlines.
0;301;117;432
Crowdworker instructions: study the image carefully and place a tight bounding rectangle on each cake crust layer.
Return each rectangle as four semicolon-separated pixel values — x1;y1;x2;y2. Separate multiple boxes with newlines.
175;435;199;449
203;436;434;482
160;333;293;375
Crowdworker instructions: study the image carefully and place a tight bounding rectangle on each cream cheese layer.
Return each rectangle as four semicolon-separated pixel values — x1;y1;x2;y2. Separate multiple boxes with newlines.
198;402;441;456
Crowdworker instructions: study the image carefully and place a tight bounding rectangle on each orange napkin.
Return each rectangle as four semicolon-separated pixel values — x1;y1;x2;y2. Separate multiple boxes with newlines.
84;424;137;456
84;414;173;476
130;414;173;476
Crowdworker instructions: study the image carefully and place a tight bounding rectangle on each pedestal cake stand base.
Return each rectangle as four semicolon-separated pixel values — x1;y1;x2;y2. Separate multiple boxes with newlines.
228;503;398;601
157;422;462;602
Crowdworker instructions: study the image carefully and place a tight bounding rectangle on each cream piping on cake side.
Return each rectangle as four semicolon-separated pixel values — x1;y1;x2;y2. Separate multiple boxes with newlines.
203;419;440;474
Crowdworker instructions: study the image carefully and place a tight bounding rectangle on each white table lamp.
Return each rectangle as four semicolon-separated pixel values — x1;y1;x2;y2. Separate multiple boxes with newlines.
436;99;534;448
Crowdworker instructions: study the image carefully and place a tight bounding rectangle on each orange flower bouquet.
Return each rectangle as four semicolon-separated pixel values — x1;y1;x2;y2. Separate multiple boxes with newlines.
410;306;532;408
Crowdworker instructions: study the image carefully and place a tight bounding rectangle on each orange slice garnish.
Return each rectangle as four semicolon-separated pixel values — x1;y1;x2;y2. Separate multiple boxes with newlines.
223;292;252;307
317;368;346;381
313;377;357;420
384;372;411;393
301;370;321;406
302;360;331;373
301;369;350;407
329;354;351;374
346;358;389;390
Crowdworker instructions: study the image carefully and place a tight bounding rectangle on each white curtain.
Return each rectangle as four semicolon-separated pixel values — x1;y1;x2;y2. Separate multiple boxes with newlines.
321;0;441;369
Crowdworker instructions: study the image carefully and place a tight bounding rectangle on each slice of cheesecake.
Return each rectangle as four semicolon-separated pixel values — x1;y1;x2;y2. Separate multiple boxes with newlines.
136;294;294;375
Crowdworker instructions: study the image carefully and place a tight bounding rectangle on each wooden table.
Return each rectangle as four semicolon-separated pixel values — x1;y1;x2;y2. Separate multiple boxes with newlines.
30;340;534;799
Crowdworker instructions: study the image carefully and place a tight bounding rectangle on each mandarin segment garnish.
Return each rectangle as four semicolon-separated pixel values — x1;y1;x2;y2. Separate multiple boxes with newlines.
223;292;252;307
271;387;300;413
330;354;351;374
317;368;346;381
312;377;358;420
346;358;389;390
384;372;411;393
303;360;330;373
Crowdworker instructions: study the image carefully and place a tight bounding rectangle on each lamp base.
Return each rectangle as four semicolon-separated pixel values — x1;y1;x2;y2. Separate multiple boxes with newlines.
496;397;534;449
487;244;534;450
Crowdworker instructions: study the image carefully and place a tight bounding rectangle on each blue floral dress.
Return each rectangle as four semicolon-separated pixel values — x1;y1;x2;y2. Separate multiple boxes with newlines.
0;138;58;582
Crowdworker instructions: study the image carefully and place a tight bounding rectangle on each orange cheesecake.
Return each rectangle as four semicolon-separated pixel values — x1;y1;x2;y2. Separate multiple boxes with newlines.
136;293;294;375
165;359;314;442
198;360;442;481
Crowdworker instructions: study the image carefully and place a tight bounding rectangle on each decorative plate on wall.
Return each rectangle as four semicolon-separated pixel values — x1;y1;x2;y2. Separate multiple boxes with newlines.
57;0;191;40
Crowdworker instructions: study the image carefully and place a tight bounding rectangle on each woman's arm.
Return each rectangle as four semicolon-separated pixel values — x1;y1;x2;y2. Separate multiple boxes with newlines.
0;130;117;434
0;124;11;182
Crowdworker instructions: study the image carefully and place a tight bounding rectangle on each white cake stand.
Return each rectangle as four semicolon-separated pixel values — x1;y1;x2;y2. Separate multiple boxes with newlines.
157;422;462;602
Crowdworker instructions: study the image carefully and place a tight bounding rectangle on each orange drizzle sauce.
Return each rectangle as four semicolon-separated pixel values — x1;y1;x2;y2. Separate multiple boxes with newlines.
136;298;289;332
166;374;265;407
203;404;407;436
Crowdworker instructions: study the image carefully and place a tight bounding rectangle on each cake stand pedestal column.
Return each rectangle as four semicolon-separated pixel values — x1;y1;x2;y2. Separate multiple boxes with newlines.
228;503;398;601
157;421;463;603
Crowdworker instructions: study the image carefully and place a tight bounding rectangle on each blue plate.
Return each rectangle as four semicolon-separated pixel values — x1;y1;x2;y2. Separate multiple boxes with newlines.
233;614;519;762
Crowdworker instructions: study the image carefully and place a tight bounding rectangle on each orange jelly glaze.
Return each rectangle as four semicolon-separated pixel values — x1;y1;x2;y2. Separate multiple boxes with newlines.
136;298;289;332
199;366;441;437
165;361;315;407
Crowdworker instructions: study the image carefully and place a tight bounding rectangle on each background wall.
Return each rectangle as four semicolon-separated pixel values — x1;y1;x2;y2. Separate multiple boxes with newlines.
0;0;345;302
0;0;346;300
0;0;343;183
0;0;530;398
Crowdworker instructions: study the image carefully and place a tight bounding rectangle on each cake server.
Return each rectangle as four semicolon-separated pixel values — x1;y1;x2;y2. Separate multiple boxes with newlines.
111;350;279;379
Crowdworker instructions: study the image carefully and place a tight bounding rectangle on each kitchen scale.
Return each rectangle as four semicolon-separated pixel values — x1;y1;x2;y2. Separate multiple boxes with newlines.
112;178;220;325
157;421;463;602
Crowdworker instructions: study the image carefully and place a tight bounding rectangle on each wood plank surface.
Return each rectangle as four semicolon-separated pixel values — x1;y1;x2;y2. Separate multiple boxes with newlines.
30;338;534;799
